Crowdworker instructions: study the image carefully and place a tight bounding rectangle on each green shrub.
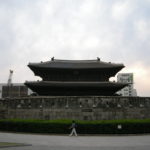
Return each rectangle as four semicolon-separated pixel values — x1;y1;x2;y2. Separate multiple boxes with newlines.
0;119;150;134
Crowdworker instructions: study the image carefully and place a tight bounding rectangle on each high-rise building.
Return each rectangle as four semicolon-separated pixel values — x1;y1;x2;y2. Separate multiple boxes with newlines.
117;73;137;96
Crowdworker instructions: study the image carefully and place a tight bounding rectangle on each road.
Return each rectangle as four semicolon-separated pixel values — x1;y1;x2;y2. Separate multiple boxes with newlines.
0;132;150;150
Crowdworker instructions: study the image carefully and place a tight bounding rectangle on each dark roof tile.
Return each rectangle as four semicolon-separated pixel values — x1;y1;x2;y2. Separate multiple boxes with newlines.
28;59;125;69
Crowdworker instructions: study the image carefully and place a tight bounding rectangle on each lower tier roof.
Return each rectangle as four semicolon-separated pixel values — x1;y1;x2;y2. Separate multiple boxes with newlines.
25;81;127;96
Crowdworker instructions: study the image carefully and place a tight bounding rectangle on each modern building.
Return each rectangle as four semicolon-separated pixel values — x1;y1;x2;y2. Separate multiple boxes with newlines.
117;73;137;96
25;58;128;96
0;83;32;98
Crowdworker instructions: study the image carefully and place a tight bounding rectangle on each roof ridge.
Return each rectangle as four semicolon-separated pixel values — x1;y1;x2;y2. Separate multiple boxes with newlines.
29;59;124;65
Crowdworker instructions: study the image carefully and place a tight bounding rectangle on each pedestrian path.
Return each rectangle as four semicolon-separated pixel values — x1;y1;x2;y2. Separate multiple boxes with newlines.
0;132;150;150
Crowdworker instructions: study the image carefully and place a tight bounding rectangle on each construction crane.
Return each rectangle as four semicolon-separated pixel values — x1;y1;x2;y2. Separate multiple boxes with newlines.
7;70;13;86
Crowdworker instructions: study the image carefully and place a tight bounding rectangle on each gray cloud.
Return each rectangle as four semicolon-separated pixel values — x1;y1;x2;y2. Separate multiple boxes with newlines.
0;0;150;96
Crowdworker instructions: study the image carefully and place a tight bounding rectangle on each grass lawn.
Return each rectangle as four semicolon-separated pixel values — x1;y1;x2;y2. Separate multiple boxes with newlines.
0;142;30;148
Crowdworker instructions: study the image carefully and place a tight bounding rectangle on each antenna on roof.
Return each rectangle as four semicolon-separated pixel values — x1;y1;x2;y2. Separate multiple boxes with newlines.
51;57;54;61
97;57;100;61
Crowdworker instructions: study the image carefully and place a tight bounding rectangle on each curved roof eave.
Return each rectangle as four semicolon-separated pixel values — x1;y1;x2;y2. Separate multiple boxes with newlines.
25;81;128;88
28;59;125;69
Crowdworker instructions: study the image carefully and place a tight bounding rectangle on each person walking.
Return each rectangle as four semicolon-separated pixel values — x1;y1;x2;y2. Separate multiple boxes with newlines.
69;120;77;136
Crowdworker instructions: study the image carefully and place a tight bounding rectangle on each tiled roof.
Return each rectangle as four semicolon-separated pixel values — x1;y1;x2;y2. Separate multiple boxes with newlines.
28;59;125;69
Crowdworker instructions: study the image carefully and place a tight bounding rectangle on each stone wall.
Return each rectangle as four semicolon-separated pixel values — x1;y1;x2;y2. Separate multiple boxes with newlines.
0;96;150;120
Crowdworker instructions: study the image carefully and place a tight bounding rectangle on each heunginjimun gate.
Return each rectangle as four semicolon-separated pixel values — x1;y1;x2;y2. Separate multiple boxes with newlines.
25;58;127;96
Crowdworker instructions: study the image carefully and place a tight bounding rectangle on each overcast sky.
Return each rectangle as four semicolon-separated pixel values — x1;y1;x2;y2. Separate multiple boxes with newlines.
0;0;150;96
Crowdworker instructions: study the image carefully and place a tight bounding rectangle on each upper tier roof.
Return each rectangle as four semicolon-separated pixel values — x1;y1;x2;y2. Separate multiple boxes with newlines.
28;58;125;70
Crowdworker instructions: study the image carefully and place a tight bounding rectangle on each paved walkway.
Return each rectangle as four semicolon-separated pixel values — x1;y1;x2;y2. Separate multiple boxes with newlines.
0;132;150;150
